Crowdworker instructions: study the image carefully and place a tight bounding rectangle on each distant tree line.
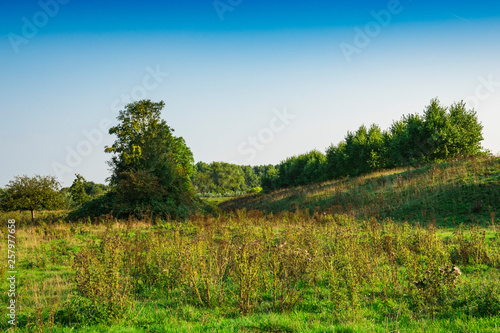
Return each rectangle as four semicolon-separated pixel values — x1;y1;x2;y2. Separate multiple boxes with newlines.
192;162;273;195
262;99;485;191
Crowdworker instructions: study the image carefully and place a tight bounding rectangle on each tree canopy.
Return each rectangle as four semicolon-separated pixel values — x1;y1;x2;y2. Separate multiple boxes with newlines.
1;175;64;222
69;174;91;206
263;99;485;192
104;99;198;218
192;162;269;195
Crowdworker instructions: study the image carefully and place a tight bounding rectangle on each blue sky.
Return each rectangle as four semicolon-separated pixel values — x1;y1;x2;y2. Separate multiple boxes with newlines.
1;0;500;187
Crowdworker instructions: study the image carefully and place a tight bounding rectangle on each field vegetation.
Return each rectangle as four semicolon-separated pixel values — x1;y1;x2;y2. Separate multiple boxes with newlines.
222;156;500;227
1;157;499;332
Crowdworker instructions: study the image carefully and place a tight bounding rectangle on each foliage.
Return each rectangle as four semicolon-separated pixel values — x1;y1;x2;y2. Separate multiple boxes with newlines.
67;191;116;220
222;156;500;226
324;124;383;180
69;174;91;206
193;98;484;195
0;187;6;206
1;175;64;221
261;150;327;192
193;162;272;194
84;181;108;197
0;97;492;332
70;235;134;324
104;99;198;219
383;98;484;168
61;179;109;210
4;210;500;332
263;98;485;192
249;186;262;193
241;165;261;189
261;165;279;192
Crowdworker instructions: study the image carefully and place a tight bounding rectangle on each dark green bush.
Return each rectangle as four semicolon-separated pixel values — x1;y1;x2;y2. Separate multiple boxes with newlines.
67;191;116;220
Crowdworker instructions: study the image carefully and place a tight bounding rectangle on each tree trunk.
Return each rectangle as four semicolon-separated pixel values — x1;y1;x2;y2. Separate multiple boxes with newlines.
31;209;35;224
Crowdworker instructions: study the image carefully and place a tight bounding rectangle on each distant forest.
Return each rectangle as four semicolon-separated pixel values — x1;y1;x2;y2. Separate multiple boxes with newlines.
192;162;272;196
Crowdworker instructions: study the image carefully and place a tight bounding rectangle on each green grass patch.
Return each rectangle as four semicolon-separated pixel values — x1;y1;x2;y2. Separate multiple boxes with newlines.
0;211;499;331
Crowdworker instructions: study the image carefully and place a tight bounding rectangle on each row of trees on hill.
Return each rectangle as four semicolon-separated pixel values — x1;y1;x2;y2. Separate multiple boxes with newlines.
260;151;325;190
262;99;485;191
192;162;273;195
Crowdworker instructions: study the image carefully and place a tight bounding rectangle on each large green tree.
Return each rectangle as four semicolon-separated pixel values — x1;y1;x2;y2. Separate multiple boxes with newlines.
261;165;279;192
105;99;197;218
192;162;214;193
1;175;64;222
241;165;260;190
386;98;484;166
441;100;484;157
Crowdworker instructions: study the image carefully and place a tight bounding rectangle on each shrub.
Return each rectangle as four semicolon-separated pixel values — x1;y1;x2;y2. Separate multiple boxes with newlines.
67;191;116;220
70;235;133;324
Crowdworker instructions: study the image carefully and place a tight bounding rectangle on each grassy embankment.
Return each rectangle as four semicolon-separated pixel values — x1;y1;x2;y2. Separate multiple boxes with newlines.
0;156;499;332
221;156;500;227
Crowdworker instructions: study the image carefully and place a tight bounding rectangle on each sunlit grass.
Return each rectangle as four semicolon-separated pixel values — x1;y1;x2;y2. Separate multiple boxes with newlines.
0;156;499;331
0;209;499;332
221;156;500;226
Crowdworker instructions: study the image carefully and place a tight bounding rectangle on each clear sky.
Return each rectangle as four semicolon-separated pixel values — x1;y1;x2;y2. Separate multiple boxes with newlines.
1;0;499;187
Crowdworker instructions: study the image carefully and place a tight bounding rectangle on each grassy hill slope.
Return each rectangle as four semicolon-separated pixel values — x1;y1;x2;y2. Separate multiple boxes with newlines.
221;156;500;226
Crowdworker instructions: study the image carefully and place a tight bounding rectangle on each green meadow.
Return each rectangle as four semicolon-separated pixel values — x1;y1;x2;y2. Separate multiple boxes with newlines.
1;156;499;332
